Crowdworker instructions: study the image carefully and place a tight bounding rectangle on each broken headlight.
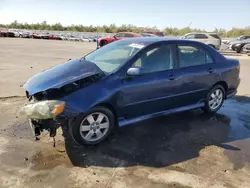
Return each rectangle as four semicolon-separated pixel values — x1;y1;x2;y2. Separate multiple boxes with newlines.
20;100;65;119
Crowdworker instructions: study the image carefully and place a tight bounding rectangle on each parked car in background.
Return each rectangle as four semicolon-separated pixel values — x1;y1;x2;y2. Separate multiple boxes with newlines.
21;38;240;146
141;33;158;37
89;36;98;42
22;32;31;38
81;36;91;42
60;35;69;40
31;33;42;39
8;29;24;37
236;35;250;41
222;39;230;45
0;30;7;37
69;36;80;41
182;33;221;50
229;39;250;53
41;33;50;40
98;32;141;47
49;35;62;40
6;30;15;37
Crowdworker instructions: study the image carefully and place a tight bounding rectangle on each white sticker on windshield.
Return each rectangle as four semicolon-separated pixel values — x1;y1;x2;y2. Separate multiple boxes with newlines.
128;43;145;49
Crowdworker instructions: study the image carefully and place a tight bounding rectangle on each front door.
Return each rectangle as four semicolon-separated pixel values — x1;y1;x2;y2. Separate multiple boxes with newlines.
119;43;181;119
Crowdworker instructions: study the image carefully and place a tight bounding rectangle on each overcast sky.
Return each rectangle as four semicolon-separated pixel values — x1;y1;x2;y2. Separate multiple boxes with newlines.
0;0;249;31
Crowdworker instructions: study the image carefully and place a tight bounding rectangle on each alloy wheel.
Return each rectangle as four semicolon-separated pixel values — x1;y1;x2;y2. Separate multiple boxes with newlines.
209;89;223;110
79;112;110;142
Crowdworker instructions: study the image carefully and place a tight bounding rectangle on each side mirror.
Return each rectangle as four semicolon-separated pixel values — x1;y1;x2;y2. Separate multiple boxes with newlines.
127;67;140;76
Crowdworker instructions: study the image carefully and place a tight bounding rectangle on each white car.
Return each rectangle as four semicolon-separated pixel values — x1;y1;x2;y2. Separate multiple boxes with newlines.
81;37;91;42
182;33;221;50
69;36;80;41
8;29;23;37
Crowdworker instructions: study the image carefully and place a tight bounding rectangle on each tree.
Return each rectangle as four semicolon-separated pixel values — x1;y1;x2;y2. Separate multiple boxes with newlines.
2;21;250;37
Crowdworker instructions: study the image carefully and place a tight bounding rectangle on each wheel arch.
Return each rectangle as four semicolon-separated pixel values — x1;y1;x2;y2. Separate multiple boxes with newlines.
212;81;228;96
94;102;118;127
100;40;107;45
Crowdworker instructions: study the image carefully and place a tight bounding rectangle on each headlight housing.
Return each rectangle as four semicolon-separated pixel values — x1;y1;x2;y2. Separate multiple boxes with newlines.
20;100;65;119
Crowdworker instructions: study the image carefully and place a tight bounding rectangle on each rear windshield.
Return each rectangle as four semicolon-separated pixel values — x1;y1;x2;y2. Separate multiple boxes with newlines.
209;34;221;39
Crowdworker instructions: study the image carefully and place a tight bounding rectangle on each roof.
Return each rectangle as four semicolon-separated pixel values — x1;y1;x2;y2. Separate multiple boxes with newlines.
184;32;218;35
118;32;141;37
118;37;181;45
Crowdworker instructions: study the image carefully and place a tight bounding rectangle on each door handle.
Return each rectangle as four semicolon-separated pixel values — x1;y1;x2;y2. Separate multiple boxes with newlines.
207;68;214;73
168;75;179;80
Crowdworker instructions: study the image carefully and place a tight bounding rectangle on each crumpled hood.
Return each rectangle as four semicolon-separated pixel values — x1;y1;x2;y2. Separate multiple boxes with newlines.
24;58;103;95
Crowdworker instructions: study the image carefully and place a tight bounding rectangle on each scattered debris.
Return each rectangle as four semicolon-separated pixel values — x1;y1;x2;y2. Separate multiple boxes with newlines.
24;157;29;161
53;137;56;147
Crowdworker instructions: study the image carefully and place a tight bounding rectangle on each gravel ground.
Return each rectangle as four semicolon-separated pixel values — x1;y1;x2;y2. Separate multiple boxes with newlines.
0;38;250;188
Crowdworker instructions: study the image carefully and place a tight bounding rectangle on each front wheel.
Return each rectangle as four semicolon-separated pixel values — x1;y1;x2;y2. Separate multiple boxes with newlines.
236;47;242;53
100;40;107;47
204;85;225;113
69;106;115;145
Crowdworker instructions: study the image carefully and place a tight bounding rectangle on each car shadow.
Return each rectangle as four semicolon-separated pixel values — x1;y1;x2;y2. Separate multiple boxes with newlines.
64;95;250;168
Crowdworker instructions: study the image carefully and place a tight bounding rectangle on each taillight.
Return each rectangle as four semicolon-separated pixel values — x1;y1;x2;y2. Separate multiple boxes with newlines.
236;65;240;71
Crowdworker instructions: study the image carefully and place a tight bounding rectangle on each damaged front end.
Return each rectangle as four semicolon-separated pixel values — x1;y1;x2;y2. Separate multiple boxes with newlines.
20;59;105;138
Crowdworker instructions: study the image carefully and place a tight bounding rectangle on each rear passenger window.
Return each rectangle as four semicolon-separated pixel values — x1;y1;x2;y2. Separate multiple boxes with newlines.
185;34;195;39
209;34;221;39
177;45;213;68
195;34;208;39
125;33;134;38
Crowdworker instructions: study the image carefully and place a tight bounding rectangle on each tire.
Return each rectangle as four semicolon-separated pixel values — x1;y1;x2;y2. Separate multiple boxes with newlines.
100;40;107;47
236;47;242;53
69;106;115;145
204;85;225;113
19;34;23;38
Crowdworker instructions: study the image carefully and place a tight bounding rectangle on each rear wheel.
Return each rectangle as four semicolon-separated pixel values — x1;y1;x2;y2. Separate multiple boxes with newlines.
70;106;115;145
100;40;107;47
204;85;225;113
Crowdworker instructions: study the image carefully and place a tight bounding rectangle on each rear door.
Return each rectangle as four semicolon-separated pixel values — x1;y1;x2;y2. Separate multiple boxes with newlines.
172;43;218;107
194;34;208;44
119;43;180;118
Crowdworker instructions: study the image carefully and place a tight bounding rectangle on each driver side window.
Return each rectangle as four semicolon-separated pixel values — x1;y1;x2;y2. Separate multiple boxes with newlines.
132;44;174;74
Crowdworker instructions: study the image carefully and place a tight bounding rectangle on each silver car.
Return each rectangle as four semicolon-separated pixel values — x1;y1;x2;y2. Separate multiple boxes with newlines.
182;33;221;50
243;43;250;53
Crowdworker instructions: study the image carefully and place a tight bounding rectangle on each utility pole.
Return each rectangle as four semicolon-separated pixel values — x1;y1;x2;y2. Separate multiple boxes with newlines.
188;21;192;28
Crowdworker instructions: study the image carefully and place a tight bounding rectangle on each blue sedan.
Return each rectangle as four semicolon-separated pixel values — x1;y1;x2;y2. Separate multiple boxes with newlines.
21;38;240;145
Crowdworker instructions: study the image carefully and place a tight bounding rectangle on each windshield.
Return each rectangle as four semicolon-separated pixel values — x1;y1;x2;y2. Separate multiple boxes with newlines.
84;40;144;73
